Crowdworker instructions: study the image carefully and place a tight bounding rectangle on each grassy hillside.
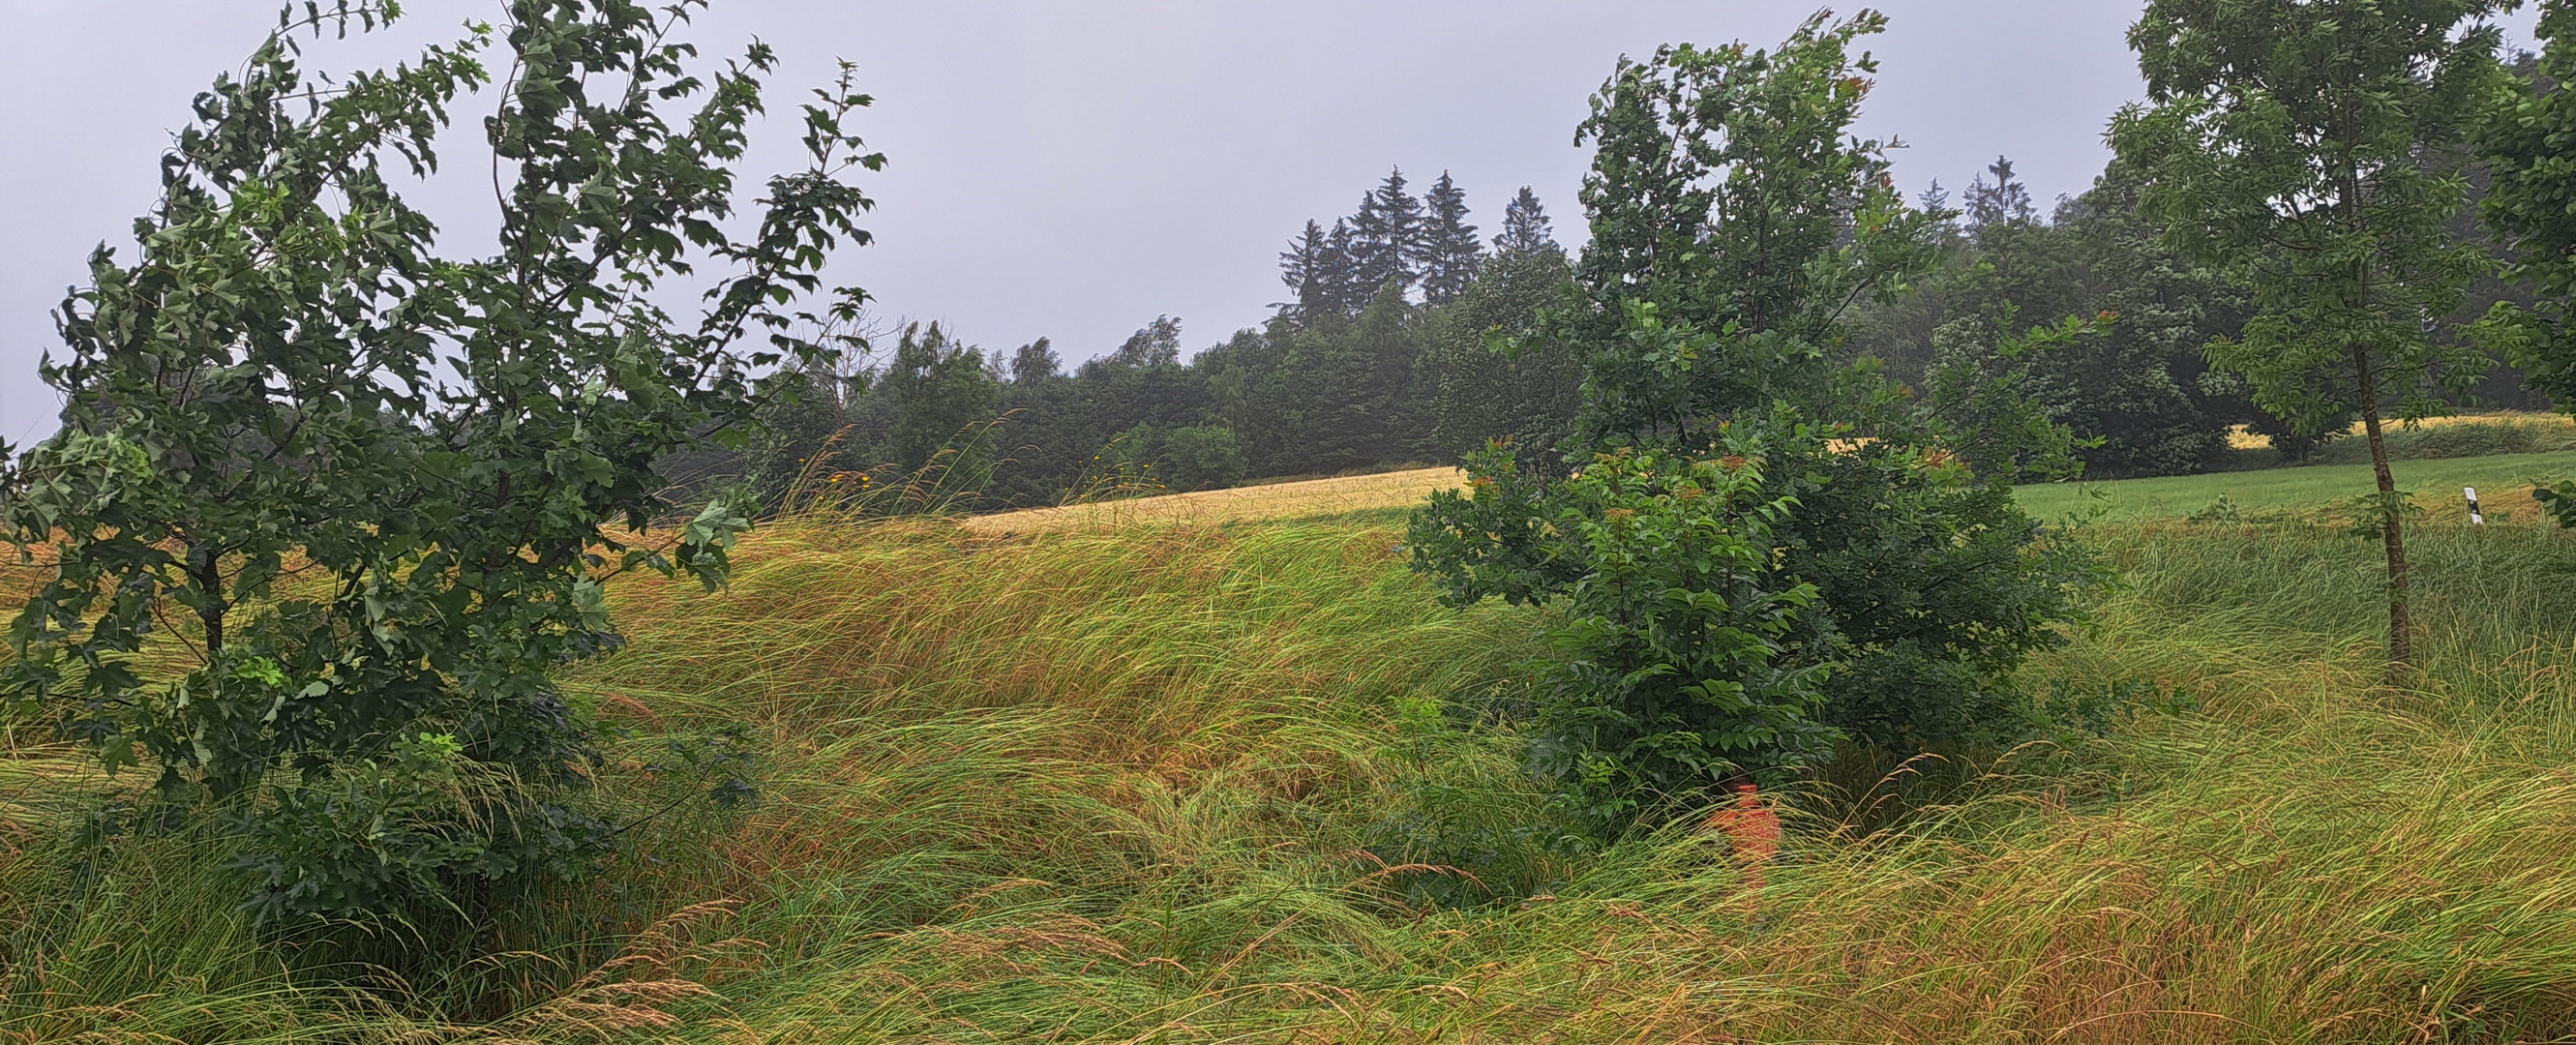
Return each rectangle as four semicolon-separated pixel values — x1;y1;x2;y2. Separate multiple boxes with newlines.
9;479;2576;1039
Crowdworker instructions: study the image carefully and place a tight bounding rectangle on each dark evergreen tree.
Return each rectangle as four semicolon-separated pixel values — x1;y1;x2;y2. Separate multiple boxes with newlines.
1347;167;1425;294
1204;324;1302;475
1963;155;2036;230
1324;219;1365;315
1265;283;1429;472
1419;171;1484;304
1493;185;1559;255
1278;219;1349;320
1918;179;1964;245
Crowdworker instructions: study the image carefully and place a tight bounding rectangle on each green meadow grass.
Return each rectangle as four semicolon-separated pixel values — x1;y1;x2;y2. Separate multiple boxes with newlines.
2015;448;2576;522
8;496;2576;1039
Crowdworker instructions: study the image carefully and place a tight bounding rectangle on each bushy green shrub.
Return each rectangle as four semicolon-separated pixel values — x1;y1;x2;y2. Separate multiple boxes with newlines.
1767;440;2099;752
1408;13;2095;834
0;1;876;925
1415;437;1833;830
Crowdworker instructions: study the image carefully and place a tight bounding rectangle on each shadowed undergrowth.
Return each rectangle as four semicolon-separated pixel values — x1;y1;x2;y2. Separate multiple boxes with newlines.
7;515;2576;1041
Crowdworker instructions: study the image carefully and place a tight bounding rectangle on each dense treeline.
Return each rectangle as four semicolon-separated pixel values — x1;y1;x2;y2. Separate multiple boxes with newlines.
724;170;1584;511
1852;156;2551;477
733;143;2554;513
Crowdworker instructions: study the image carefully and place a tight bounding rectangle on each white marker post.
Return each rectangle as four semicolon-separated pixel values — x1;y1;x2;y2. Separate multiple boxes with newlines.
2466;487;2485;524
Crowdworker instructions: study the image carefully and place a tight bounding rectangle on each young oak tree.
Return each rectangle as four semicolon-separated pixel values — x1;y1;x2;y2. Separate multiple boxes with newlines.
0;0;880;922
2112;0;2511;670
1410;12;2095;835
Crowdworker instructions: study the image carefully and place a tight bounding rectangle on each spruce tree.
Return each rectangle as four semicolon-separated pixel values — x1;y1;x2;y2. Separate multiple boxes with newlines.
1332;220;1368;314
1279;282;1423;471
1493;186;1559;255
1917;179;1963;245
1278;220;1334;320
1419;171;1485;304
1962;155;2036;230
1347;167;1425;295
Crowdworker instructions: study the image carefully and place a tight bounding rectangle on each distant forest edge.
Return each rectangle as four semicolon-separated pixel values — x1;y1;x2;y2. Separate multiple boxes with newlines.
675;157;2553;516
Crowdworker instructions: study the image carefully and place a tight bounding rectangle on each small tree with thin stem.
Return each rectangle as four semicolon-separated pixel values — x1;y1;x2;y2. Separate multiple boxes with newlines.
2112;0;2509;672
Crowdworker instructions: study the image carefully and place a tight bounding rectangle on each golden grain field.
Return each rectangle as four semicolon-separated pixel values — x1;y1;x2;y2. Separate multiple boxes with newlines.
963;466;1468;533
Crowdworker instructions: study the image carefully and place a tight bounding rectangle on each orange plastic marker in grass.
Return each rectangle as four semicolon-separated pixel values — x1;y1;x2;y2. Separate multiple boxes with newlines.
1706;783;1781;891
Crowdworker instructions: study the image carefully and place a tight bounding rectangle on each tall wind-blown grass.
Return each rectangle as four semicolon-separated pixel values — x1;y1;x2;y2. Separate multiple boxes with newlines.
6;511;2576;1041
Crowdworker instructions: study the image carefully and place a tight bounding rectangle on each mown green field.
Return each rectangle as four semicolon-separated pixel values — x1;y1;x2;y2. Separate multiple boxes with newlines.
2014;448;2576;523
8;469;2576;1041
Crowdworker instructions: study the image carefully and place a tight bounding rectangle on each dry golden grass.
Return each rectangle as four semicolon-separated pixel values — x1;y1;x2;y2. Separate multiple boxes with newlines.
18;483;2576;1040
963;466;1467;533
558;518;2576;1043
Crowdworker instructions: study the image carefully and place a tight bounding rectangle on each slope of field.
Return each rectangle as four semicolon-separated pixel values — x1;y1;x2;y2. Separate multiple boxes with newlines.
964;466;1465;533
11;479;2576;1039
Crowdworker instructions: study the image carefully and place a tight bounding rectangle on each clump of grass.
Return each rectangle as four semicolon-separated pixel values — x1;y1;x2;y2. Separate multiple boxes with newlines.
10;512;2576;1040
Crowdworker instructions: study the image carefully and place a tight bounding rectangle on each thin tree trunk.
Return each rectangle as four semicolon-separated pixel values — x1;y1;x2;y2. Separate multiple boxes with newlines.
2351;345;2412;672
192;543;225;656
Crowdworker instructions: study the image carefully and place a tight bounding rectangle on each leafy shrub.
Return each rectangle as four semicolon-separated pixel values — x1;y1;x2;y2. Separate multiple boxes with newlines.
1771;439;2100;752
1411;437;1834;828
1524;446;1833;825
2535;480;2576;528
1413;422;2094;835
1410;13;2095;834
0;2;876;925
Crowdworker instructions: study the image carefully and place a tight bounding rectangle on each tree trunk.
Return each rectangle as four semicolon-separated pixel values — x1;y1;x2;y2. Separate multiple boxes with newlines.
2351;347;2411;673
191;543;225;657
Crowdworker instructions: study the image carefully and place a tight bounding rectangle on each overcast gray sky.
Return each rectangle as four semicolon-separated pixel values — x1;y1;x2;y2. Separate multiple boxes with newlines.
0;1;2540;442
